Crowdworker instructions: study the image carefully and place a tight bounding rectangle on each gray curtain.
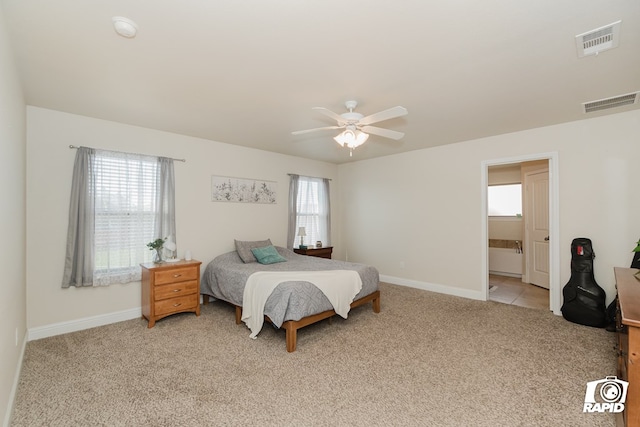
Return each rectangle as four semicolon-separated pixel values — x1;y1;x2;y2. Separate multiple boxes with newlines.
62;147;95;288
155;157;176;247
287;174;300;249
322;178;331;246
62;149;176;288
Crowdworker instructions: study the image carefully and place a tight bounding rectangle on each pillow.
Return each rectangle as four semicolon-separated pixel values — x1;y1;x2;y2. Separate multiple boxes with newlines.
251;245;287;265
235;239;273;263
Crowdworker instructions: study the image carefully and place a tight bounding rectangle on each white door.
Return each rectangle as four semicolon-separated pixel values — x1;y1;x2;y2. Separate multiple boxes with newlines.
525;170;550;289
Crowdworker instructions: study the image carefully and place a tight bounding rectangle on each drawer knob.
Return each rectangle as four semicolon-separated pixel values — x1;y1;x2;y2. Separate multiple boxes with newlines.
173;274;182;278
173;289;181;292
173;303;182;307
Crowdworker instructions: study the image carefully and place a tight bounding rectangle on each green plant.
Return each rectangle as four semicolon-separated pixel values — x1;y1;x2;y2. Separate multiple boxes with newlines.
633;239;640;253
146;238;166;251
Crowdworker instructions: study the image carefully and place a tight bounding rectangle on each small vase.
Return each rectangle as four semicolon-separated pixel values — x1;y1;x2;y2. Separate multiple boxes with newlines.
154;248;164;263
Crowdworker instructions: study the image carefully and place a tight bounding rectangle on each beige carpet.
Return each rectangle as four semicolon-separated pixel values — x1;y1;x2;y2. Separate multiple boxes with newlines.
11;283;617;426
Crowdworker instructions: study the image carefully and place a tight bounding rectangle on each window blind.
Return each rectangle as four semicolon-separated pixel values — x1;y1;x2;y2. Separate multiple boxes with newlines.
92;150;159;285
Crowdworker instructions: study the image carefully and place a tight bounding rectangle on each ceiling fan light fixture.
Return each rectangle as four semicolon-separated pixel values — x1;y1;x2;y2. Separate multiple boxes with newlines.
334;129;369;148
293;100;407;157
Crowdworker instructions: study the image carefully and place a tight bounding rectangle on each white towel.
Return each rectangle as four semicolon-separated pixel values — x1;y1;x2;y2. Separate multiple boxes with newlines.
241;270;363;339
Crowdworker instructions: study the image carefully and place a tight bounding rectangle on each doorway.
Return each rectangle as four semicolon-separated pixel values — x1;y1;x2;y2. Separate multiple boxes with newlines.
481;152;560;314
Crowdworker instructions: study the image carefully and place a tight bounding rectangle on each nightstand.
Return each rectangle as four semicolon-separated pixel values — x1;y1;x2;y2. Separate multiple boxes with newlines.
141;259;202;328
293;246;333;259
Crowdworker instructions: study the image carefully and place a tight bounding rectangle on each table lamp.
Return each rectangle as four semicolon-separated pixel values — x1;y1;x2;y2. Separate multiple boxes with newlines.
164;237;178;262
298;227;306;249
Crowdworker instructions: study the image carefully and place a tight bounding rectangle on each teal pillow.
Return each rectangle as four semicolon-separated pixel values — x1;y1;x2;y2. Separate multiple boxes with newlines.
251;245;287;265
235;239;272;263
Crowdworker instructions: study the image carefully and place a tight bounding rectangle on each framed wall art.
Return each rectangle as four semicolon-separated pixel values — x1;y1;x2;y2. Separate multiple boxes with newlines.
211;175;277;204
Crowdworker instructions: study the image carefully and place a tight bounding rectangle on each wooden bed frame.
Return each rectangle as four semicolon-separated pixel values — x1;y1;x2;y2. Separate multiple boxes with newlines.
202;290;381;352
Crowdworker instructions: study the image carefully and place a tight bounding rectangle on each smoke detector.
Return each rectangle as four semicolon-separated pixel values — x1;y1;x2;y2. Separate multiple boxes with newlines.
575;20;621;57
112;17;138;38
582;91;639;114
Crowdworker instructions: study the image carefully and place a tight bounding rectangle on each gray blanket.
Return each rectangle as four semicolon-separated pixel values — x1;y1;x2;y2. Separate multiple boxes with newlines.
200;247;379;328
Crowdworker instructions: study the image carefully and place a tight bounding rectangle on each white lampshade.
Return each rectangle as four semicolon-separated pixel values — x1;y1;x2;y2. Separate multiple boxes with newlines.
298;227;306;237
164;235;177;252
334;129;369;149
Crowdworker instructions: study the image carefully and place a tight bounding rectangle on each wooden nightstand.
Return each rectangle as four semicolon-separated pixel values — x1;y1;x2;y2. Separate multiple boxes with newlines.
293;246;333;259
141;259;202;328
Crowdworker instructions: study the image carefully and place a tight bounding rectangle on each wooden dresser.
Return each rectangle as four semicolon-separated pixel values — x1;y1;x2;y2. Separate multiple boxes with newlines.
615;267;640;426
141;259;202;328
293;246;333;259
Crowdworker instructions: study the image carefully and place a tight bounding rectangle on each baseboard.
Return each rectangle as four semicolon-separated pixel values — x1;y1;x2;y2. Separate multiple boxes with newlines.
3;331;27;427
27;307;142;341
379;274;486;301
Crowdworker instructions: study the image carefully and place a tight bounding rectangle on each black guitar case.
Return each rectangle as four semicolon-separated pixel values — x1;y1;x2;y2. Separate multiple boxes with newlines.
561;238;607;328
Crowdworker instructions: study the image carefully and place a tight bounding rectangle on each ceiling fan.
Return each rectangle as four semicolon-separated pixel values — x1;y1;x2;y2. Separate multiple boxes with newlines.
292;100;408;156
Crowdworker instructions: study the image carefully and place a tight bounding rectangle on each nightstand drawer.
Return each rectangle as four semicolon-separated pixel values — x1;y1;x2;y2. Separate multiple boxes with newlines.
155;295;198;316
154;266;198;285
154;280;198;301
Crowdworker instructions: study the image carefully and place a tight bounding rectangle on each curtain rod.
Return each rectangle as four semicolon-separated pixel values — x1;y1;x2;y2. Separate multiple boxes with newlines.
69;145;186;162
287;173;332;181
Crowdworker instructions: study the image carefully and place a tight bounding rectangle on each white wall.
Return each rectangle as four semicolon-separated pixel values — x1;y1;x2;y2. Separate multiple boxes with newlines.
26;107;339;331
339;109;640;305
488;218;522;241
0;6;26;426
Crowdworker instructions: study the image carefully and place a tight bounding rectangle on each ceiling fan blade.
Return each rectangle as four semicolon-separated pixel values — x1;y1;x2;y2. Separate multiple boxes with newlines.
361;125;405;140
291;125;342;136
312;107;346;123
359;106;408;126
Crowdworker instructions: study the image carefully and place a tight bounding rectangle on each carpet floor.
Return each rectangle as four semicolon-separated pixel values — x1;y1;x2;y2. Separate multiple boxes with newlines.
11;282;617;426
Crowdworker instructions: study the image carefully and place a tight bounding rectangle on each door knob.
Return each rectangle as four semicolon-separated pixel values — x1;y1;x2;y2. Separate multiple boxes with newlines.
544;236;549;241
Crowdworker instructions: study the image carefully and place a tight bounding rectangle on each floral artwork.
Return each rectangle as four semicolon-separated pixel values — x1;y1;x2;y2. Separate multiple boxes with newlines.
211;176;277;204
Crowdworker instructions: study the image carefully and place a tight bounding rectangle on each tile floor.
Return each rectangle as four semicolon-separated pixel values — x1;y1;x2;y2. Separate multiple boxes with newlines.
489;274;550;311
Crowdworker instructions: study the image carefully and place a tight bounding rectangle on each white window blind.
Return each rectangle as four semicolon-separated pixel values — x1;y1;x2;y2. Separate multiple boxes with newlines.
93;150;159;285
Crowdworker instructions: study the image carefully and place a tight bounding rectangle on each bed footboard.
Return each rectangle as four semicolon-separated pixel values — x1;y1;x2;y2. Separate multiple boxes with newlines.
282;290;381;352
222;290;381;352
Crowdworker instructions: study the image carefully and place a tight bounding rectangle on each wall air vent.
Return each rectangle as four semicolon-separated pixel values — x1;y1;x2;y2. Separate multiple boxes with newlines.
583;92;639;114
575;20;621;57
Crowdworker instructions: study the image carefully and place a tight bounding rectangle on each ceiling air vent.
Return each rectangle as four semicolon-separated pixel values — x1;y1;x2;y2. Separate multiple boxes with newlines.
583;92;639;114
575;20;621;57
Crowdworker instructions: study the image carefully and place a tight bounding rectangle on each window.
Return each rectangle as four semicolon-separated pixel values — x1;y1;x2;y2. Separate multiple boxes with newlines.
62;147;175;287
288;175;331;249
488;184;522;216
93;152;160;284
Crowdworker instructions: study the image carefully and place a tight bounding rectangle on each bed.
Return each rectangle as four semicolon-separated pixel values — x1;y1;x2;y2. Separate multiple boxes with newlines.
200;244;380;352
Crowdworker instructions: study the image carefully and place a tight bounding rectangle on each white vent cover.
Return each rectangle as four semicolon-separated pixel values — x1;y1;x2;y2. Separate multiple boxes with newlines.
583;91;639;113
575;20;621;57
